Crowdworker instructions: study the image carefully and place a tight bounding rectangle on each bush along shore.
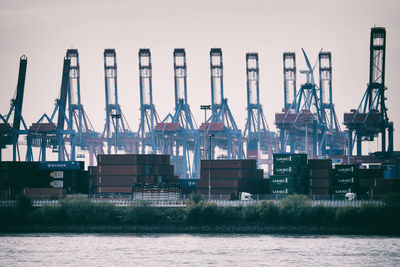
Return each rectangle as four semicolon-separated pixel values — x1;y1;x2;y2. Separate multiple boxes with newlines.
1;194;400;235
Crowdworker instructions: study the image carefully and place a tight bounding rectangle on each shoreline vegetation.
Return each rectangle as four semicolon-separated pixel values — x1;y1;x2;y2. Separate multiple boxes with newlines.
1;194;399;235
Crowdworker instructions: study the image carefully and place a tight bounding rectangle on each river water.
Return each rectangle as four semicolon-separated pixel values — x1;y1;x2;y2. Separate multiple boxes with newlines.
0;234;399;266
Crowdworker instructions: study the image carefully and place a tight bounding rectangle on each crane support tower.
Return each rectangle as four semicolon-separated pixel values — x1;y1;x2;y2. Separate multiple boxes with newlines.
199;48;242;160
244;53;278;174
155;48;201;178
66;49;103;165
283;52;297;110
344;27;393;156
103;49;134;155
0;55;29;161
318;52;345;155
27;56;75;161
138;49;159;154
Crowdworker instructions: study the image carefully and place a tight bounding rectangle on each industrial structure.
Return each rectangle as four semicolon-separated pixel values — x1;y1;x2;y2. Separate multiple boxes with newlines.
0;26;397;184
137;49;159;154
154;49;200;179
199;48;242;161
344;27;394;156
275;48;345;157
103;49;135;155
0;55;28;161
243;53;278;174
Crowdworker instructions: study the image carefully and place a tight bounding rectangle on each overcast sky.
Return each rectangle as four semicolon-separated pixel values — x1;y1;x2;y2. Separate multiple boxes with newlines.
1;0;399;160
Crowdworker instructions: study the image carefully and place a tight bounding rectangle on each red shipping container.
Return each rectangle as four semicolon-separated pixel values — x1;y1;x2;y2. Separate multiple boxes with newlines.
200;169;254;179
97;176;137;186
97;165;143;176
97;154;140;165
97;187;132;194
23;187;66;198
201;160;256;169
197;179;239;188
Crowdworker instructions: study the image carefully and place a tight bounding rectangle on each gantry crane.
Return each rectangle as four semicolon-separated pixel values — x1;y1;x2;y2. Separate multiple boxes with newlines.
199;48;242;160
27;56;75;161
102;49;134;155
243;53;278;174
154;48;201;178
137;49;160;154
66;49;103;165
276;49;346;157
0;55;29;161
344;27;393;156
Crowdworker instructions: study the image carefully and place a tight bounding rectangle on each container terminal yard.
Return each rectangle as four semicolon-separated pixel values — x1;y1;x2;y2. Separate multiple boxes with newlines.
0;27;399;201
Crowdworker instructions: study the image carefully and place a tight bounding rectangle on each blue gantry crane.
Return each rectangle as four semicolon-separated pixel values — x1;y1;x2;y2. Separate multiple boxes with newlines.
0;55;29;161
154;48;201;178
27;56;75;161
66;49;104;165
137;49;160;154
102;49;135;155
318;51;346;155
243;53;278;174
276;48;344;156
344;27;393;156
199;48;242;160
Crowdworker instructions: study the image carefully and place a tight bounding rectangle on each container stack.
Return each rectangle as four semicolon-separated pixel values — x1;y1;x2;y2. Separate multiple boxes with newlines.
332;164;359;197
196;160;267;200
95;154;178;195
270;153;307;195
0;161;86;199
308;159;332;196
358;168;383;196
372;178;400;196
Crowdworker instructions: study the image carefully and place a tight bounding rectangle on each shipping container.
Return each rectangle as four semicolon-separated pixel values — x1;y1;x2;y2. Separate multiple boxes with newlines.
196;178;239;188
97;165;144;176
97;154;140;165
309;168;331;178
96;176;137;186
309;178;330;188
96;186;132;194
200;169;255;179
269;175;295;186
273;153;307;166
200;159;257;169
23;187;66;199
332;186;354;195
309;187;330;195
308;159;332;169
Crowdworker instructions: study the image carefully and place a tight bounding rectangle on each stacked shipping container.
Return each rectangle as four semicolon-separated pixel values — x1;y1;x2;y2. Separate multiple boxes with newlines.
270;153;307;195
95;154;178;194
0;161;87;199
196;160;267;199
308;159;332;196
332;164;359;197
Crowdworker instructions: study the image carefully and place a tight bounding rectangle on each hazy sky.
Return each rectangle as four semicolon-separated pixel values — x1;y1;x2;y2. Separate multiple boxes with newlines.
1;0;399;159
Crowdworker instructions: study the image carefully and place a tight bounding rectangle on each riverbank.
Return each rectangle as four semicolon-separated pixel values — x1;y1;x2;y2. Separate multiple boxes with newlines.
1;194;399;235
1;224;399;236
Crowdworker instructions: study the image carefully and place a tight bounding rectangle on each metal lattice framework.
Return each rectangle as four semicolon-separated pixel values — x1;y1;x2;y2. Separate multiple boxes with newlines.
154;48;201;178
276;49;345;156
137;49;159;154
344;27;393;155
102;49;135;155
243;53;278;174
0;55;29;161
199;48;242;160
